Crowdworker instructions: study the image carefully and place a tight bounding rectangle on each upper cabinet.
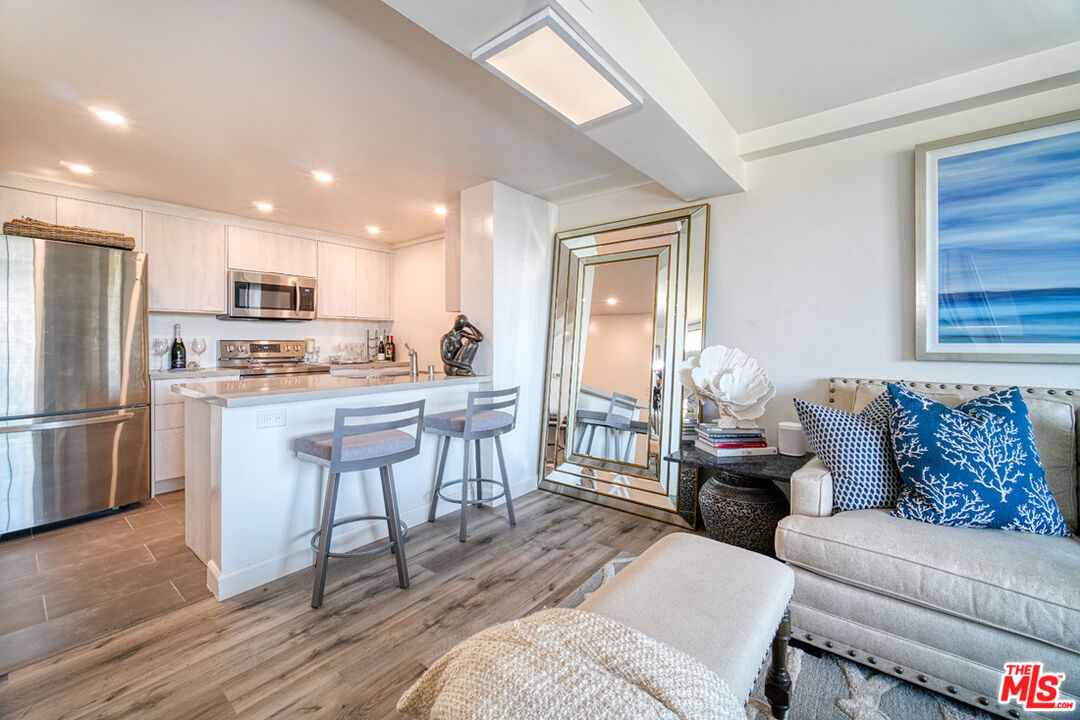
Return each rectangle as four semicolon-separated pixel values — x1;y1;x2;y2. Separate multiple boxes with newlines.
314;242;391;320
2;184;390;323
227;226;317;278
57;197;144;251
0;186;56;225
144;212;227;313
317;241;358;318
357;248;392;320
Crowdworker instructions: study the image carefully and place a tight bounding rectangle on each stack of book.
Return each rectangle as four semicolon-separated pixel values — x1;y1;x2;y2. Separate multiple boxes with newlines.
695;425;777;457
681;418;698;444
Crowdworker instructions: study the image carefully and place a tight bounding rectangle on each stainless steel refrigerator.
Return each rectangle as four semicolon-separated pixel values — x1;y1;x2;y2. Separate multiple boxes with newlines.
1;234;150;534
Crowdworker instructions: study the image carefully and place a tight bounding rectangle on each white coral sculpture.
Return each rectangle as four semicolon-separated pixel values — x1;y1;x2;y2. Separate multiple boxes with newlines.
679;345;776;428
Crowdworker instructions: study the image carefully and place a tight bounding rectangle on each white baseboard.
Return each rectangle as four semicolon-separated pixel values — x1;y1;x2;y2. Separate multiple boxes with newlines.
210;474;539;600
154;476;184;496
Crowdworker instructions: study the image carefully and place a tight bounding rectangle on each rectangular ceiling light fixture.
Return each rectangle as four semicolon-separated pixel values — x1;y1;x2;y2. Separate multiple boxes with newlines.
472;7;643;127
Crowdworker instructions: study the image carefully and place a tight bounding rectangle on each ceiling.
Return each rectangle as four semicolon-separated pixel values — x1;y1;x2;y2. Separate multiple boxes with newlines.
2;1;1078;241
0;0;647;243
590;257;657;316
639;0;1080;132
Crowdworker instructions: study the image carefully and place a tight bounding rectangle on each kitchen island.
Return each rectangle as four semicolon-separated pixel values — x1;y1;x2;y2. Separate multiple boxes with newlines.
174;372;492;600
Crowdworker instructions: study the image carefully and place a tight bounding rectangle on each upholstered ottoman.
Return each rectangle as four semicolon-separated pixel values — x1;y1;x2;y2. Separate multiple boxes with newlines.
580;532;796;718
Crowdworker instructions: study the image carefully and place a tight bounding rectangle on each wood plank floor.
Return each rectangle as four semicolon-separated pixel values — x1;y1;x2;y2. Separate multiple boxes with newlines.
0;491;210;675
0;489;678;719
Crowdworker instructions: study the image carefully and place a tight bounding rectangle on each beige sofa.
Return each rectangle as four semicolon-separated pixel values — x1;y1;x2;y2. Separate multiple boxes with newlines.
775;378;1080;720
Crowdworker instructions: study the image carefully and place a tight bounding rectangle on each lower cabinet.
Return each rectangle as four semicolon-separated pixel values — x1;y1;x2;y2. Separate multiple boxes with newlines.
151;373;239;494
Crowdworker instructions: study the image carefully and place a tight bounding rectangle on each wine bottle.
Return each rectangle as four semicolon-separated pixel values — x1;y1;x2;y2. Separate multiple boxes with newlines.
170;323;187;369
377;335;386;361
386;335;396;362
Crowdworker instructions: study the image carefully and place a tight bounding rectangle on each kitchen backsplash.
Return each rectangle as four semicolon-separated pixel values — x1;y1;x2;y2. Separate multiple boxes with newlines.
148;313;392;369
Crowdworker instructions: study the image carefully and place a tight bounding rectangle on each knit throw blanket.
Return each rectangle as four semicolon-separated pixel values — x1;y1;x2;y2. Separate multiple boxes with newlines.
397;608;744;720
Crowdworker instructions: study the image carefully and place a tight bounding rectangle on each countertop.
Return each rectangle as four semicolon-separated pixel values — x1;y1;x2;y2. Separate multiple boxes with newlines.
150;368;243;380
152;361;408;381
172;372;491;407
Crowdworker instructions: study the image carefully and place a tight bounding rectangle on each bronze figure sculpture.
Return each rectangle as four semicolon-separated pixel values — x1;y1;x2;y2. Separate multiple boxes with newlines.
440;314;484;376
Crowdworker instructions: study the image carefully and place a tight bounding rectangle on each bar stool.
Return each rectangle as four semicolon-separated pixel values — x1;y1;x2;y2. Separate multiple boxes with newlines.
573;392;638;459
424;387;519;542
293;399;424;608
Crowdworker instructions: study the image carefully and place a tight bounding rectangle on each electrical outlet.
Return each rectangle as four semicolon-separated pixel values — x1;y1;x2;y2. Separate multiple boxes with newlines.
256;408;287;428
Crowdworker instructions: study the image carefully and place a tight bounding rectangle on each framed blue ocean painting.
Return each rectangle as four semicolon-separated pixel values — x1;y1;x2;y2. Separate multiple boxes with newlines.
916;111;1080;363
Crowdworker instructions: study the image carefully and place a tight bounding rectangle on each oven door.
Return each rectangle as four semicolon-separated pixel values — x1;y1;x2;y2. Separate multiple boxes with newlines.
227;270;316;320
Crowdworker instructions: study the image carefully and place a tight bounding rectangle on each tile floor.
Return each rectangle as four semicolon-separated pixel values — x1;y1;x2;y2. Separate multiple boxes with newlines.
0;491;208;674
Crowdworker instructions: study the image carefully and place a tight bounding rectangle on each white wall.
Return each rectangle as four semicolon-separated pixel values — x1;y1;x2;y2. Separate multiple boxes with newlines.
581;313;654;403
456;181;556;491
492;182;557;489
559;86;1080;444
391;236;457;371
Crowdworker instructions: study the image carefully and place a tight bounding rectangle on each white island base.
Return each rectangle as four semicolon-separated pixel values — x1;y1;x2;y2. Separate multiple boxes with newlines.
176;373;493;600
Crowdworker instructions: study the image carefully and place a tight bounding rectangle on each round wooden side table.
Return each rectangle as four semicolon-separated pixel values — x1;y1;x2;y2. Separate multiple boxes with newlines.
699;471;789;556
664;449;813;556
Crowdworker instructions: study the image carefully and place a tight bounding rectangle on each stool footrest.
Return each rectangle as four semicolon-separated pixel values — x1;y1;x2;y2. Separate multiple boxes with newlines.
437;478;507;506
310;514;408;558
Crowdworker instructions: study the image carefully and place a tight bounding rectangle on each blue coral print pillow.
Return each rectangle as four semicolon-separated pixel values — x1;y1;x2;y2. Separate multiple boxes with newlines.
886;383;1070;536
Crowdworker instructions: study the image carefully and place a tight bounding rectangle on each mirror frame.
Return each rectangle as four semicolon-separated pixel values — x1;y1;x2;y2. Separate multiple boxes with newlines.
538;204;709;527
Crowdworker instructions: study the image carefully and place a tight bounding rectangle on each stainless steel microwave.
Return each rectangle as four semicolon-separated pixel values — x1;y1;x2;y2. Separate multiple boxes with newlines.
222;270;317;320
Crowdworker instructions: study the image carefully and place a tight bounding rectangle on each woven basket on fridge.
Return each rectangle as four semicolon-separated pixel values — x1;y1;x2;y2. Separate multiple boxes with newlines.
3;216;136;251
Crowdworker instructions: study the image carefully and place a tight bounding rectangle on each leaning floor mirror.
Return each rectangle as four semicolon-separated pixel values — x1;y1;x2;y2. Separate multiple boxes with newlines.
539;205;708;527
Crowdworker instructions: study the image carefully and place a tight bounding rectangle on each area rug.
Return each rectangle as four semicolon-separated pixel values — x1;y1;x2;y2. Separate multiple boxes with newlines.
559;554;995;720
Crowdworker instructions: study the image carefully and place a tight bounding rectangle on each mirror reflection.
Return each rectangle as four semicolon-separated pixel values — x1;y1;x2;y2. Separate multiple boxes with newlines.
540;204;708;528
573;258;658;466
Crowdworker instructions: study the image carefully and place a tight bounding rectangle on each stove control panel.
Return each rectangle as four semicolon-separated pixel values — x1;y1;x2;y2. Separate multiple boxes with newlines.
219;340;305;360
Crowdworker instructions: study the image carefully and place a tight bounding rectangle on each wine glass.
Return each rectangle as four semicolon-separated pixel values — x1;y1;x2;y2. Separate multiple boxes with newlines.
151;338;170;371
191;338;207;369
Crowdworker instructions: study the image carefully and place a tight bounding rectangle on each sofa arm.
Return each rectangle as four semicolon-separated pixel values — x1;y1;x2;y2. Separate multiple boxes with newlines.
789;457;833;517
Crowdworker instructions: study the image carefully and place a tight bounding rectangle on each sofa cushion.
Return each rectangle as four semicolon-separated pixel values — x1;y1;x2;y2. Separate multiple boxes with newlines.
776;509;1080;652
886;383;1071;536
794;394;902;512
854;382;1078;533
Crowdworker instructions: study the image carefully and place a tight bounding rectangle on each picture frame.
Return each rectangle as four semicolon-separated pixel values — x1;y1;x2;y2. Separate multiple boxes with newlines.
915;110;1080;364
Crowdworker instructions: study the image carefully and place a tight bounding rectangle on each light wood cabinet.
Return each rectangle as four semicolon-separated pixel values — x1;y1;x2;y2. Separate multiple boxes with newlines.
151;373;239;494
357;248;392;320
56;197;143;251
0;186;56;225
317;241;357;318
227;226;317;278
144;212;227;313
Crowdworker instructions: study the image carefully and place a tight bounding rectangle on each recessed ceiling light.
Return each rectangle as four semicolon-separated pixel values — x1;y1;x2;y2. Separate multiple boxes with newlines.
63;162;93;174
91;108;126;125
434;205;448;216
472;8;642;127
254;201;273;212
367;226;380;235
606;297;617;305
312;171;333;183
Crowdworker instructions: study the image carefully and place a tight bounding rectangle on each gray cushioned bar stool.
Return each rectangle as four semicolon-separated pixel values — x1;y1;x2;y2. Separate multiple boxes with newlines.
425;387;519;542
293;399;424;608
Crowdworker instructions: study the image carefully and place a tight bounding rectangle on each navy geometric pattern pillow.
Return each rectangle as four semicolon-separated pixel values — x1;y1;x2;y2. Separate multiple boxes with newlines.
794;393;903;512
886;383;1071;537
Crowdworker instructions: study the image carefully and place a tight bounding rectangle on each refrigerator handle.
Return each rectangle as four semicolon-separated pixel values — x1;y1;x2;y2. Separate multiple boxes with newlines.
0;411;135;434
